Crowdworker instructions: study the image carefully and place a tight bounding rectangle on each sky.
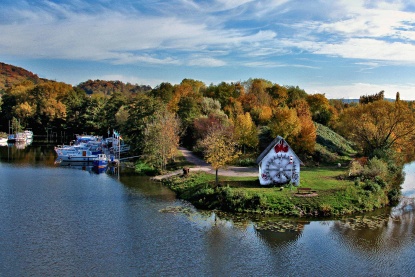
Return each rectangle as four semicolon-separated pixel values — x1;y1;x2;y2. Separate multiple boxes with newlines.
1;0;415;100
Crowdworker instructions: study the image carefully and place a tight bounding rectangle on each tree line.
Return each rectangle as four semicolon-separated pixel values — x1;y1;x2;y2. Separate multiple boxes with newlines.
1;77;415;173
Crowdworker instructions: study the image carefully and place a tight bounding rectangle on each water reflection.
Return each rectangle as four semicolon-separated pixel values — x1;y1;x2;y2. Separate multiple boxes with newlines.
0;141;55;166
2;143;415;276
331;213;413;253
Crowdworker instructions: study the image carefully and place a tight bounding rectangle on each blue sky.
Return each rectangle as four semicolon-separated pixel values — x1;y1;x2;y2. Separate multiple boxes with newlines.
1;0;415;100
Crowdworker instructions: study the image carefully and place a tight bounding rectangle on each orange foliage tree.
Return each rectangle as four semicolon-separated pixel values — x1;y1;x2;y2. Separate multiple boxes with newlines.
337;100;415;160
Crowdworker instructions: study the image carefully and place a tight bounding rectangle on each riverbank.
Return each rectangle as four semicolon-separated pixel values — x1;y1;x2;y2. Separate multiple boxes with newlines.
152;147;402;217
161;165;393;217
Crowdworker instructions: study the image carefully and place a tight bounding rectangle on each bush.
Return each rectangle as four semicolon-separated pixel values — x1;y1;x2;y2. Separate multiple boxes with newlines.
349;161;363;177
134;161;158;175
319;203;333;216
388;188;401;205
235;158;256;167
361;180;381;193
362;157;388;179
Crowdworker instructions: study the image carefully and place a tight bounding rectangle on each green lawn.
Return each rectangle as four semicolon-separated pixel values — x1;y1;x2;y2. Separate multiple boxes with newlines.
161;165;386;217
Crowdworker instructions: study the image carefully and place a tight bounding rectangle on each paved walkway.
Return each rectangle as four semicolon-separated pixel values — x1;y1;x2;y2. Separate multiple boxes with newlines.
152;148;258;181
179;147;258;177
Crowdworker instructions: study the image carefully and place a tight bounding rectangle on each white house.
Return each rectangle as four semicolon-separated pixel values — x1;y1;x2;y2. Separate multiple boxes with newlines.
256;136;303;186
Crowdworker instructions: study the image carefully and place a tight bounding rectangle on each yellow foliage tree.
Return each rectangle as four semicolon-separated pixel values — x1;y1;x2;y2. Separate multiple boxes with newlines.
198;125;241;184
234;112;258;153
268;107;301;141
142;108;181;171
292;115;316;154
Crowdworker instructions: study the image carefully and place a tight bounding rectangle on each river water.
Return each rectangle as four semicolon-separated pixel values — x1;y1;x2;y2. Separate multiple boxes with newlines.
1;143;415;276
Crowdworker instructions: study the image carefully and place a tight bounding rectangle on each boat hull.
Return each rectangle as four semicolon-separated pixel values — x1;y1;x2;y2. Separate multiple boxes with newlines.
60;156;98;163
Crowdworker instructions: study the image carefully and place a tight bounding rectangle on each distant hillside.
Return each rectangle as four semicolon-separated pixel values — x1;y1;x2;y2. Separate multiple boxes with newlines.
0;62;153;97
77;79;152;96
313;122;357;164
0;62;42;92
334;98;394;103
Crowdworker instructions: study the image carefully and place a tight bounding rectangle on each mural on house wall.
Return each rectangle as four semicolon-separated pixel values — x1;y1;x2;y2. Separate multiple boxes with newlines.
256;136;303;186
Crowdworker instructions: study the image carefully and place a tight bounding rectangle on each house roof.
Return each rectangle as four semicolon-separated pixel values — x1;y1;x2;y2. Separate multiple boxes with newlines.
256;136;304;165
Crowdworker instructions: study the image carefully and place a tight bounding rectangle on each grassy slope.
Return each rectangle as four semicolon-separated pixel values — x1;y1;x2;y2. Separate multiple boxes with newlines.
313;122;357;164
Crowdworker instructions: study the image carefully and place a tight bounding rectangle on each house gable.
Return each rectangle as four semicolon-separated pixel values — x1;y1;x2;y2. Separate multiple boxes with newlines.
256;136;303;186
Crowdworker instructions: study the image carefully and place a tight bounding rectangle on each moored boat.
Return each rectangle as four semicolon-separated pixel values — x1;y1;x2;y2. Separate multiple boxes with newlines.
58;150;99;163
15;132;26;142
93;154;108;167
7;134;16;142
24;130;33;140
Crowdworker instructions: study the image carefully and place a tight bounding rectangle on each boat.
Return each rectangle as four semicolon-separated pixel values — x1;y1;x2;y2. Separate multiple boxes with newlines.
56;162;107;174
24;130;33;140
0;137;8;145
55;144;90;158
93;154;108;167
57;150;99;163
7;134;16;142
15;132;26;142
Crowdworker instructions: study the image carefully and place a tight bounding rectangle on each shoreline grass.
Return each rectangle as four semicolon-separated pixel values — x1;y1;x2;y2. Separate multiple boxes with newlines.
161;166;391;217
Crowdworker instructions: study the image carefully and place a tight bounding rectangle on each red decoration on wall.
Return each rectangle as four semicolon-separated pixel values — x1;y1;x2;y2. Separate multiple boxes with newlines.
274;140;289;153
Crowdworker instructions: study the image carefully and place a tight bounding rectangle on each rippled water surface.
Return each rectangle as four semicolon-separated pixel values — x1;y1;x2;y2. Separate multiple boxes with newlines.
1;143;415;276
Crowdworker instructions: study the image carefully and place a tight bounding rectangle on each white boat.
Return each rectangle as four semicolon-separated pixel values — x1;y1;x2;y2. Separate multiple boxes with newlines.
58;150;99;163
0;137;8;145
24;130;33;139
55;144;90;158
15;132;26;142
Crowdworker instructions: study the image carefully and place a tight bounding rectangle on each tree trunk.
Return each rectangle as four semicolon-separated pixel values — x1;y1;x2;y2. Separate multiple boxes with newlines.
215;168;219;186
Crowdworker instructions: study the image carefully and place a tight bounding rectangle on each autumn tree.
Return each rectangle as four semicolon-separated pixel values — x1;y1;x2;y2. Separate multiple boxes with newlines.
336;100;415;160
286;86;307;105
223;97;244;121
150;82;174;103
306;93;333;126
233;112;258;153
268;107;301;142
193;113;229;143
267;84;288;107
205;82;243;108
142;108;181;171
197;124;240;185
289;99;316;154
1;81;35;126
200;97;223;117
359;90;385;104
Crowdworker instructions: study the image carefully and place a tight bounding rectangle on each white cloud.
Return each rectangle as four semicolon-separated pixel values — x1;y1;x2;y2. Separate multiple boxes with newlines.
315;38;415;62
305;82;414;100
213;0;254;11
98;74;162;88
0;3;280;66
188;57;226;67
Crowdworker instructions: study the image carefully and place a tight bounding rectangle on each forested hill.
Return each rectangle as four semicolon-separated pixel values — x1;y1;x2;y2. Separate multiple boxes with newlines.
0;62;42;92
77;80;152;96
0;62;152;97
